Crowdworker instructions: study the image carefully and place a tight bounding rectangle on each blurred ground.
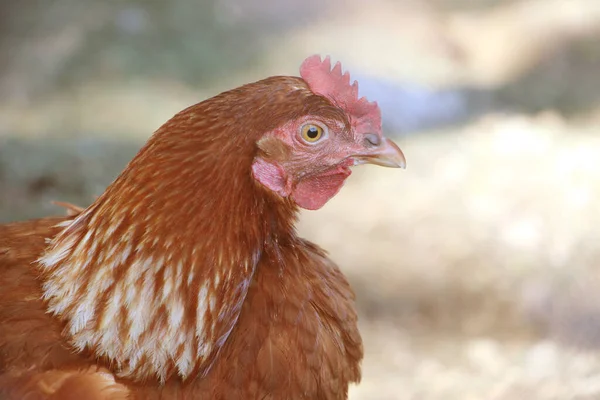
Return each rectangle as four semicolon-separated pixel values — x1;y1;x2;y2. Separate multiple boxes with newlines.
2;0;600;398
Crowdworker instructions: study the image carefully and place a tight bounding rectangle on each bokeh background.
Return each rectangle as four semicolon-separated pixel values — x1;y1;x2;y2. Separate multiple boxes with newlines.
2;0;600;398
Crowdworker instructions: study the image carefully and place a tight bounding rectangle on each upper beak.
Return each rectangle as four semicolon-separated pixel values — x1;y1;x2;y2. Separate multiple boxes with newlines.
353;137;406;169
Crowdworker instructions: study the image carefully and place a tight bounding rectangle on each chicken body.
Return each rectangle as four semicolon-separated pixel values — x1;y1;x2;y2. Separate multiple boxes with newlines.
0;217;361;399
0;56;404;399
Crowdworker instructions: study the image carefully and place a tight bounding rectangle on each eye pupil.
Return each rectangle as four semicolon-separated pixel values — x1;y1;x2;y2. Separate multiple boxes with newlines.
300;124;325;143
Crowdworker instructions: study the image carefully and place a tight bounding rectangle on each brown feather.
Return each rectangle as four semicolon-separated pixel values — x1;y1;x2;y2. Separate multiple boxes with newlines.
1;74;364;398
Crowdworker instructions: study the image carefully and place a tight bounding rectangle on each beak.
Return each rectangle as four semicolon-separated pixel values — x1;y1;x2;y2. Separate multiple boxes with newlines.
353;137;406;169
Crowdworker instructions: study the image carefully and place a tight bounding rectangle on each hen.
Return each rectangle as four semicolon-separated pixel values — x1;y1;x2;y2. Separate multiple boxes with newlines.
0;55;405;399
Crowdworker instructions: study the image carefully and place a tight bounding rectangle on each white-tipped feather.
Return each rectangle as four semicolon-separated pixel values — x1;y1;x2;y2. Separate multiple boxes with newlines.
168;297;185;329
39;217;257;381
176;344;194;378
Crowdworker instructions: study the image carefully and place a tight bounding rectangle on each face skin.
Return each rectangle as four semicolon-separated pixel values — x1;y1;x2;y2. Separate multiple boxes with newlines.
252;114;405;210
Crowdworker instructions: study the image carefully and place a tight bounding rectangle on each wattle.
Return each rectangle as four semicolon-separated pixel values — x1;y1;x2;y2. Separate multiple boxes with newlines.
292;166;351;210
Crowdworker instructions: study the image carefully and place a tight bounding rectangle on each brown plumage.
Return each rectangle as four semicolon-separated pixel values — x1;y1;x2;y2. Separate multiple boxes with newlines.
0;55;405;399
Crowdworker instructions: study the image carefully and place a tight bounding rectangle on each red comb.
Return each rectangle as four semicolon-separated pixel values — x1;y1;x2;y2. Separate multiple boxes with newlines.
300;55;382;136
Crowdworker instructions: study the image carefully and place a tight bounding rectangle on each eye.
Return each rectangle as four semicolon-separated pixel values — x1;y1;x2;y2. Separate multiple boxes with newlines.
300;124;326;144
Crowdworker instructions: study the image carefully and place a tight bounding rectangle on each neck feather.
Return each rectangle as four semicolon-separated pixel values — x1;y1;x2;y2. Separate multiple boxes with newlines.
38;103;298;382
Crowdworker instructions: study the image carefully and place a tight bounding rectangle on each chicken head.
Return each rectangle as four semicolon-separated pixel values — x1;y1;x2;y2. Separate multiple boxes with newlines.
252;55;406;210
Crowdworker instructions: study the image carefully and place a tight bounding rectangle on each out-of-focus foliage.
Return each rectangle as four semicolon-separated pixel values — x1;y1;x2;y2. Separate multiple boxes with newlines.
1;0;600;398
0;0;322;94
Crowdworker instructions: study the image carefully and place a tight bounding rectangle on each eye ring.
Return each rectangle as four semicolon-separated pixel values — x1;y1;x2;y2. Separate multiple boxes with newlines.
300;123;327;144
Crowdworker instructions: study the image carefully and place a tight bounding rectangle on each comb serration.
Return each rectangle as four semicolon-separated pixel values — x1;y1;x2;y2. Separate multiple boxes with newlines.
299;55;381;135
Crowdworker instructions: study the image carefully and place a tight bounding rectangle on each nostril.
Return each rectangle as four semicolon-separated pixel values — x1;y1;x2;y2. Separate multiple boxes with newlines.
364;133;381;147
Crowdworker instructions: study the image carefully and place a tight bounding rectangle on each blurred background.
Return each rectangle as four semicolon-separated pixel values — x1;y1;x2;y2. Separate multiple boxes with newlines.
1;0;600;398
